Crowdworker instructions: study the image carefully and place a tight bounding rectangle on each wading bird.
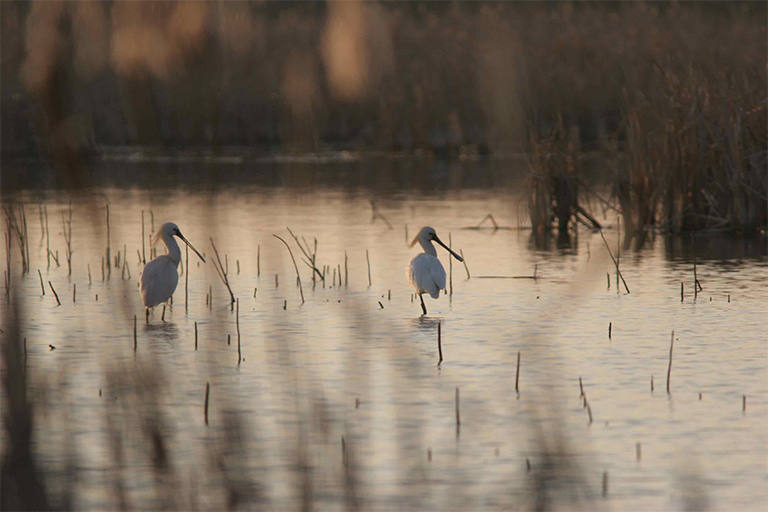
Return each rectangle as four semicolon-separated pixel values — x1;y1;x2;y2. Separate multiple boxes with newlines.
140;222;205;322
407;226;463;315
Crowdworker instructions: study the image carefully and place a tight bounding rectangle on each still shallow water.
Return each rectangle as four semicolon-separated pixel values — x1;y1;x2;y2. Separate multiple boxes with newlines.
3;163;768;511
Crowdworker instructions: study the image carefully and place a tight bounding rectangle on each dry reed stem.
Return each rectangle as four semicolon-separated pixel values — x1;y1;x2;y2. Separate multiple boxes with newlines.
273;235;305;304
48;281;60;306
437;321;443;365
38;270;45;295
366;250;371;287
236;299;241;365
204;383;210;425
449;233;453;295
598;229;630;293
460;250;470;278
515;351;521;396
666;331;674;394
209;238;235;305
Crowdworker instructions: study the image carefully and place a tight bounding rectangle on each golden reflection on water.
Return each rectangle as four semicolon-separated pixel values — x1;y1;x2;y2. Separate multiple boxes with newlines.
3;185;767;510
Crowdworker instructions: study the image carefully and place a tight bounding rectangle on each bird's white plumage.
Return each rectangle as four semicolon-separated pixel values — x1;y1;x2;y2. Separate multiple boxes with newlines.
139;222;204;318
140;255;179;307
407;253;445;299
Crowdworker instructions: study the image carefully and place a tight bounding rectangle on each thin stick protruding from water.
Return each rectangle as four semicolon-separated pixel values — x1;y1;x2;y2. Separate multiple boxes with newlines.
133;315;137;352
579;376;584;400
598;229;629;293
38;269;45;295
692;233;703;293
455;387;461;436
666;331;674;394
257;244;261;277
437;321;443;365
204;382;210;426
515;351;521;396
273;234;305;304
195;321;198;350
72;284;76;303
366;250;371;287
105;204;111;278
48;281;60;306
449;233;453;295
460;249;470;279
210;238;235;306
609;322;612;339
344;251;348;287
141;210;146;264
45;205;50;269
236;298;241;365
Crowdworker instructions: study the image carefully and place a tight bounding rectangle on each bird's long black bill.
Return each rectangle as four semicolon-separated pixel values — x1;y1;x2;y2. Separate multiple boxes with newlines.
434;237;463;262
179;235;206;263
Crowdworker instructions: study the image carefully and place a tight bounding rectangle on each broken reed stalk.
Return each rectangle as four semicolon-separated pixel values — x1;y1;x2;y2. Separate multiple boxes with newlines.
404;224;408;245
141;210;146;263
273;234;305;304
344;251;348;287
88;264;91;285
598;229;630;293
437;321;443;365
651;375;654;392
61;203;73;276
515;351;521;396
45;205;50;269
185;244;189;311
105;204;111;278
133;315;137;351
692;234;703;293
616;218;621;292
449;233;453;295
48;281;60;306
609;322;612;339
579;376;584;399
666;331;674;394
236;298;241;365
586;399;593;424
455;387;461;434
257;244;260;276
38;269;45;295
366;249;371;287
72;284;76;303
194;321;198;350
681;282;684;302
460;249;470;278
209;238;235;306
743;395;746;412
286;227;323;283
204;382;210;425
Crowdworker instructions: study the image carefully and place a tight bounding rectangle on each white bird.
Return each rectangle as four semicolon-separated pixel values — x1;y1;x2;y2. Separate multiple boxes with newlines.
407;226;463;315
140;222;205;322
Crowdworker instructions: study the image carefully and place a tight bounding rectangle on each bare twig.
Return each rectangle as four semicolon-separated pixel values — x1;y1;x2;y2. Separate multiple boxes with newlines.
273;235;305;304
598;229;630;293
209;238;235;305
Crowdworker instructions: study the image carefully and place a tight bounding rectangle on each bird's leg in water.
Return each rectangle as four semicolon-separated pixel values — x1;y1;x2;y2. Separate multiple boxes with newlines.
161;305;166;322
419;294;427;315
145;308;150;324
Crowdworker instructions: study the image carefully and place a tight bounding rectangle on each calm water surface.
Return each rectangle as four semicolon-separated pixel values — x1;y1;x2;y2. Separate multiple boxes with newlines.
3;163;767;511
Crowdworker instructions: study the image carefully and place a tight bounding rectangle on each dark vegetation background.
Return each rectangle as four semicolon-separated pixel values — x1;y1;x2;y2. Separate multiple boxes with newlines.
2;0;766;233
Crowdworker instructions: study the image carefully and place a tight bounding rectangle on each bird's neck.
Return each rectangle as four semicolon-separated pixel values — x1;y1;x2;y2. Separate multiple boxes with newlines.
420;239;437;257
164;236;182;265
